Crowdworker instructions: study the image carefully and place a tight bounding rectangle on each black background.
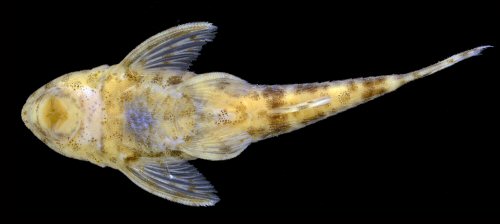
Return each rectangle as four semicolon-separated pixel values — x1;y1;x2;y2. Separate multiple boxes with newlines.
7;1;499;217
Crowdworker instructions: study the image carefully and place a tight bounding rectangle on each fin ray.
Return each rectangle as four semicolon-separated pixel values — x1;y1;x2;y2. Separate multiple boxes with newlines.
122;158;219;206
121;22;217;72
179;129;252;161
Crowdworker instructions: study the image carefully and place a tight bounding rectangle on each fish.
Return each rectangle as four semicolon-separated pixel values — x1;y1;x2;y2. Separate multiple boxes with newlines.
21;22;491;206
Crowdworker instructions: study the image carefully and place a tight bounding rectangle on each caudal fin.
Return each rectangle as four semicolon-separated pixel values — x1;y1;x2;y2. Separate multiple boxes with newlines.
400;45;492;83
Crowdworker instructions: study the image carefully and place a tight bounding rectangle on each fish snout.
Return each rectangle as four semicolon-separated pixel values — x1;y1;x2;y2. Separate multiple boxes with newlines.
21;91;82;141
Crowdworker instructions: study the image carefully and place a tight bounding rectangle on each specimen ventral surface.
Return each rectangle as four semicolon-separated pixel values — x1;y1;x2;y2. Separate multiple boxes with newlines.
21;22;490;206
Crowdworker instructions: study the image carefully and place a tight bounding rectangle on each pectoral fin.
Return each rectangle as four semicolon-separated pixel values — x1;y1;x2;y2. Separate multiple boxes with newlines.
120;22;217;72
122;158;219;206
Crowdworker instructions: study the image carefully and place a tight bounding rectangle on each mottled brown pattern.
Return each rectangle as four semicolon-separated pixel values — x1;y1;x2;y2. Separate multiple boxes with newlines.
348;80;358;91
300;111;326;125
248;91;260;100
234;104;248;123
295;83;318;94
216;80;231;90
124;154;139;163
60;75;70;82
219;146;232;153
169;150;183;157
247;127;267;137
363;77;386;88
152;75;163;84
68;139;81;151
398;79;408;86
338;91;351;105
362;88;388;99
257;110;268;118
412;72;420;79
179;107;196;117
267;98;285;109
183;135;193;143
125;71;141;83
167;76;183;85
262;86;285;98
262;86;285;109
268;113;291;133
45;81;56;89
68;81;82;91
120;91;133;102
86;72;99;86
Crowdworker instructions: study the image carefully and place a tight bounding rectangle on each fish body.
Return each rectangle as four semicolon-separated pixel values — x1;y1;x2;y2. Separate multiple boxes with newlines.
21;22;490;206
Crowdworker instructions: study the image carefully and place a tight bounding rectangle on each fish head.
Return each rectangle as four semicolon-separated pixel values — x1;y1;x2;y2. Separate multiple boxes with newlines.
22;65;108;162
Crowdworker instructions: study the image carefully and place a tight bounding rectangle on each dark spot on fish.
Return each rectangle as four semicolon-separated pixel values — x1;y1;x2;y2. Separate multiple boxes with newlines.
61;75;70;82
152;75;163;84
301;111;326;125
183;135;193;143
216;80;231;90
125;154;139;163
170;150;183;158
267;98;285;109
331;107;338;113
363;77;386;88
399;79;408;86
338;91;351;104
235;104;247;118
262;86;285;98
120;91;132;102
268;114;290;133
45;81;55;89
125;71;141;83
263;86;285;109
247;127;267;137
249;91;260;100
362;88;388;99
320;83;330;90
167;76;182;85
219;146;232;153
258;110;268;118
87;73;99;86
348;81;358;91
295;83;318;94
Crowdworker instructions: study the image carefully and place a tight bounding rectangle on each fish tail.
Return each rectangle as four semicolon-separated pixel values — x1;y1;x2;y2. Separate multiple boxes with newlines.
399;45;492;83
246;46;491;140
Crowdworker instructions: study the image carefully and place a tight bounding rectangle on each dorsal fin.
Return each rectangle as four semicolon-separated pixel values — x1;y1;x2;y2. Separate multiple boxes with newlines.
120;22;217;72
